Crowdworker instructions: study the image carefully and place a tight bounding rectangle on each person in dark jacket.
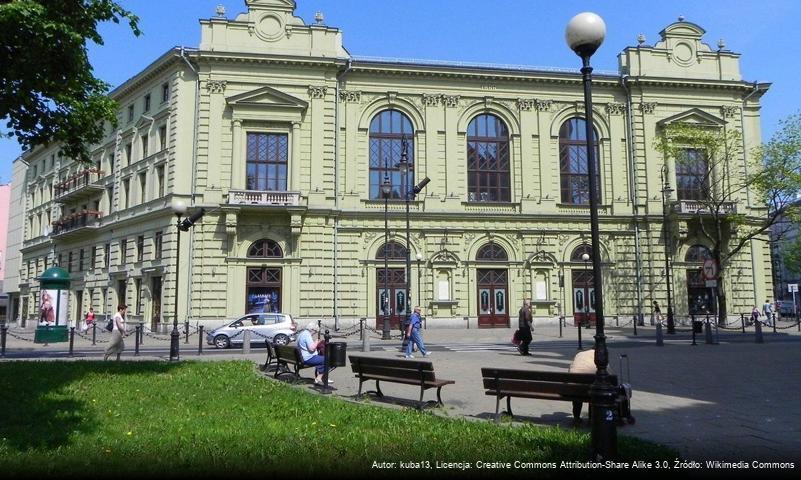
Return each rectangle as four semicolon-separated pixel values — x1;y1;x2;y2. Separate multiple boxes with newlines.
518;299;533;355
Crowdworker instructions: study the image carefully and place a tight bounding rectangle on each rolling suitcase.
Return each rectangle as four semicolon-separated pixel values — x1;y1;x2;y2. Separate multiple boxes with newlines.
616;354;636;425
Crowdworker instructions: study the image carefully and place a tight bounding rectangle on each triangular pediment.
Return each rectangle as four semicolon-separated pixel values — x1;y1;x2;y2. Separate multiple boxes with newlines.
657;108;725;129
226;86;308;110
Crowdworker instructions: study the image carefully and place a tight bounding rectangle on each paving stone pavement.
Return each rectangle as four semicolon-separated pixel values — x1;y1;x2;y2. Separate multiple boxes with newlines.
2;321;800;463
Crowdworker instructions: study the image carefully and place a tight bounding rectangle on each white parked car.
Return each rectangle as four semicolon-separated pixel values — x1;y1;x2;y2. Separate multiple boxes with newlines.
206;313;297;349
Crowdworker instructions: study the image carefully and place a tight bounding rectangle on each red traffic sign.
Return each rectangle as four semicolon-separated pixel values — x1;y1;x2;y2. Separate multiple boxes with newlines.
702;259;719;280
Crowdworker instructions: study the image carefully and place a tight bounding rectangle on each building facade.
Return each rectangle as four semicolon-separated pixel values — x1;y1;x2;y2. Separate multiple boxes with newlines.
9;0;772;330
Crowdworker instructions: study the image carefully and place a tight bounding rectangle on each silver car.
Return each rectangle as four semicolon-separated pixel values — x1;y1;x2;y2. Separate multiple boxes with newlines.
206;313;297;349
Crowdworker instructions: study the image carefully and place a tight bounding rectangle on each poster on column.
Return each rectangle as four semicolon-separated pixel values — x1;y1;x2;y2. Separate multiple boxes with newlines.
39;289;68;326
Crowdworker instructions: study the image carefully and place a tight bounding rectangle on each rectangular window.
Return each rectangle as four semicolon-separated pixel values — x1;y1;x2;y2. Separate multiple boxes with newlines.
154;231;163;260
91;246;97;269
58;253;63;268
676;149;710;201
120;239;127;266
125;142;132;166
127;105;134;122
161;82;169;103
135;278;142;315
139;172;147;204
68;252;73;273
104;243;111;269
137;235;144;262
159;125;167;151
108;151;115;174
144;94;151;112
141;134;149;159
79;249;85;272
122;179;130;209
157;166;165;198
245;132;288;191
106;186;114;212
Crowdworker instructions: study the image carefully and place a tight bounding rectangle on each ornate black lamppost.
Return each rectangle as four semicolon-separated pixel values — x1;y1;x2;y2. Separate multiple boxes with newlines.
565;11;617;460
381;161;392;340
169;199;204;362
661;165;676;334
396;136;429;331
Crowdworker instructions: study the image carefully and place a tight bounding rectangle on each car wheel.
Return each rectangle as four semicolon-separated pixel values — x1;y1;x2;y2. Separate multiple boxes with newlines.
272;334;290;346
214;335;231;349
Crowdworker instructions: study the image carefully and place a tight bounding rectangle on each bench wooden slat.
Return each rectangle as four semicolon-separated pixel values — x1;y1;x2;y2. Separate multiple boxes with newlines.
351;356;435;371
484;389;589;402
353;364;438;383
483;378;590;397
481;368;617;385
359;373;454;388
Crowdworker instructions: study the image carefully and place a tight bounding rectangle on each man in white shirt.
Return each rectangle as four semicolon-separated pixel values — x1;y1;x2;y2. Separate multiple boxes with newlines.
763;299;774;327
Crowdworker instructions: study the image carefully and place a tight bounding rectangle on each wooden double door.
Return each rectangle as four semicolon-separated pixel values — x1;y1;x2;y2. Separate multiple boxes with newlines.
477;269;509;328
376;268;408;330
572;269;596;326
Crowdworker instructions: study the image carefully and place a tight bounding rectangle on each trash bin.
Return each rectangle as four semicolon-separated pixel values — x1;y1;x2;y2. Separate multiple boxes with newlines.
692;320;703;334
326;341;347;367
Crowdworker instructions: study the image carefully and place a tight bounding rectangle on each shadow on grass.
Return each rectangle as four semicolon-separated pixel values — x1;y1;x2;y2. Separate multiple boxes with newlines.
0;361;181;452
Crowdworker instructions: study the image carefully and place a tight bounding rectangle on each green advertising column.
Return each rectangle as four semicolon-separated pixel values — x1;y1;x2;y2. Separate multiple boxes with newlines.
34;267;71;344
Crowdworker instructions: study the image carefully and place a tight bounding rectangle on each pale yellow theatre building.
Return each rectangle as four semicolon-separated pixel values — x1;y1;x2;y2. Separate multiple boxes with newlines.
5;0;772;330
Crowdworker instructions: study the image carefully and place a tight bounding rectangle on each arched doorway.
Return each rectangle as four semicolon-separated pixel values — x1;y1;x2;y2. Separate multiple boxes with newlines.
476;243;509;328
570;244;596;327
376;241;408;330
685;245;716;316
246;239;283;313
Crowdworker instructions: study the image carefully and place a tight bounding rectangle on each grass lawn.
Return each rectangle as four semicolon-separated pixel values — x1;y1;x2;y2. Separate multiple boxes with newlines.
0;361;676;478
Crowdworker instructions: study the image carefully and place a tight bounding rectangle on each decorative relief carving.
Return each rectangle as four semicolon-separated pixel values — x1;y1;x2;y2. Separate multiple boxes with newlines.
308;86;327;99
363;231;376;245
721;105;740;118
339;90;361;103
442;95;460;108
206;80;228;94
517;98;536;111
605;102;627;115
535;99;553;112
484;96;494;109
639;102;657;114
421;94;441;107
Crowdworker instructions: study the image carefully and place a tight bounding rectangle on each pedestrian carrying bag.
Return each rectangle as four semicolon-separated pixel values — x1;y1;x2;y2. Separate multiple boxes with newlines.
511;329;521;345
105;318;114;332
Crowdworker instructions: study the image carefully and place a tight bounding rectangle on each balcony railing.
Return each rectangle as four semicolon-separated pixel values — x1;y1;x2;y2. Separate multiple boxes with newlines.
672;200;738;215
228;190;301;207
54;168;105;201
52;210;103;236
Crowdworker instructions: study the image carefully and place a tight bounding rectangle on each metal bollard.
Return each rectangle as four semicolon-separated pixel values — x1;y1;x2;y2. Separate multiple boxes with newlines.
1;323;7;358
362;320;371;353
633;315;638;336
184;321;190;344
69;327;75;357
655;322;664;346
198;326;204;355
577;321;583;350
705;316;713;344
92;322;97;345
243;330;251;354
691;321;697;346
134;325;141;357
755;319;764;343
773;314;777;334
359;318;364;341
138;322;144;346
741;313;746;334
559;315;563;338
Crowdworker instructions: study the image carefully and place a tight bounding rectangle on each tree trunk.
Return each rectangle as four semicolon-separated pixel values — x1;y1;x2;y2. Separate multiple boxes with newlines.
717;288;728;326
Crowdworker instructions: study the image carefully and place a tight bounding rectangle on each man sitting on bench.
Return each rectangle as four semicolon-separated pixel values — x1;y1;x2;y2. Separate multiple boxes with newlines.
297;322;331;385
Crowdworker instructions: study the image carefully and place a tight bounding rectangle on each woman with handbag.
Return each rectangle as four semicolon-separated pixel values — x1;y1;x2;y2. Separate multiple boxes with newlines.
103;304;128;361
517;299;533;356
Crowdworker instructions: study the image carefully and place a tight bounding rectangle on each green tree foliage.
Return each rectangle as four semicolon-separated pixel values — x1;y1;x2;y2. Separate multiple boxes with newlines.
782;237;801;277
656;116;801;323
0;0;140;162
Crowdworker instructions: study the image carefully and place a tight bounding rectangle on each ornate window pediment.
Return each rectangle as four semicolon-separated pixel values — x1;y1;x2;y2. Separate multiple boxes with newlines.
656;109;725;129
227;86;308;123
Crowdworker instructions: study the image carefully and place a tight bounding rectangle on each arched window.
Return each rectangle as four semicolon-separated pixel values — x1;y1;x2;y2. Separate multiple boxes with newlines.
685;245;712;262
369;110;414;200
376;241;408;260
467;114;510;202
476;243;508;261
570;244;593;262
559;118;601;204
247;239;283;258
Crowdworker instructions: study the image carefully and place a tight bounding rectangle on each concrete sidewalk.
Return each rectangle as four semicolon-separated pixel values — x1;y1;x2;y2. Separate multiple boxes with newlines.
2;322;800;462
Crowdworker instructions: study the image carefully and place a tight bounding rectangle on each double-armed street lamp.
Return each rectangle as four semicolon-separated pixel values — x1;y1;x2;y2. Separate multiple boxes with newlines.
660;165;676;334
565;11;618;459
396;135;430;331
381;161;392;340
169;199;205;362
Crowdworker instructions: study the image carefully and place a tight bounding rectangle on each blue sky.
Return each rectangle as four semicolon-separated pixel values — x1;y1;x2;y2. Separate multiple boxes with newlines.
2;0;799;183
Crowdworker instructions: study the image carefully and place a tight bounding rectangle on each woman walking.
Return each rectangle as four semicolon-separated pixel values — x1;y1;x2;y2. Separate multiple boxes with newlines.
104;304;128;361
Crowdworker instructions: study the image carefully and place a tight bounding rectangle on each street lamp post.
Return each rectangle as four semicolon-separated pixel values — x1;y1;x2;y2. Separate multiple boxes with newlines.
381;161;392;340
565;12;617;460
169;199;205;362
397;135;430;332
661;165;676;334
416;253;423;321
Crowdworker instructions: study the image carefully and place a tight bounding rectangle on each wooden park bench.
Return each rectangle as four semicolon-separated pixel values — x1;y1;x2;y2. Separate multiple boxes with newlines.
273;344;313;379
259;341;277;372
481;368;633;424
349;355;455;409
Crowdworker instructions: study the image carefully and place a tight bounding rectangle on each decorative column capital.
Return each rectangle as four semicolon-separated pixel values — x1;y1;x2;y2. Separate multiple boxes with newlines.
206;80;228;94
339;90;362;103
308;85;327;99
639;102;658;114
605;102;627;116
721;105;740;118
